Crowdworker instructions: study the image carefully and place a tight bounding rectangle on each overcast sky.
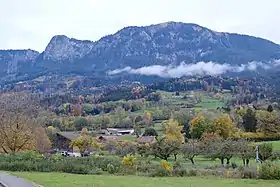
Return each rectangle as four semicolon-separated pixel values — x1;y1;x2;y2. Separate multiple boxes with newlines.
1;0;280;52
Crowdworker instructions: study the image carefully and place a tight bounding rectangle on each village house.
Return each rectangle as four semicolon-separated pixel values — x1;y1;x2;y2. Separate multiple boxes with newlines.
53;127;136;153
97;128;135;136
55;132;81;152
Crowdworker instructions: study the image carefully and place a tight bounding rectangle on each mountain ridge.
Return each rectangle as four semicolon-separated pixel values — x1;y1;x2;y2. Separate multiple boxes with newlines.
1;22;280;84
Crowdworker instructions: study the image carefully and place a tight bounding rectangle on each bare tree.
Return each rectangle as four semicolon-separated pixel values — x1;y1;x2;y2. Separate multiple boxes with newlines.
235;139;254;166
182;140;201;165
150;137;181;161
201;137;240;166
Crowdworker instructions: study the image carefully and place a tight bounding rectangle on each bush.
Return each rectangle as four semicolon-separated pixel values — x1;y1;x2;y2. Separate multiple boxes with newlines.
2;151;280;179
143;128;158;136
21;150;44;160
259;162;280;180
233;132;280;142
90;156;122;173
149;167;170;177
172;168;188;177
136;159;159;174
238;167;258;179
106;163;120;174
115;142;137;157
122;155;136;167
187;169;199;176
0;151;44;162
49;153;64;161
59;162;91;174
160;160;173;172
0;153;122;175
271;151;280;161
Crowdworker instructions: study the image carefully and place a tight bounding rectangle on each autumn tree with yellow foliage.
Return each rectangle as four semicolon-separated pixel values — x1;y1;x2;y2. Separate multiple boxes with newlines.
164;119;184;143
189;115;212;139
0;92;51;154
150;119;184;160
212;114;234;139
70;128;100;155
144;111;152;127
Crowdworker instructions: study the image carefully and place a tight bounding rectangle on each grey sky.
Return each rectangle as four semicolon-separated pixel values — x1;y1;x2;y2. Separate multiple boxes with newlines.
1;0;280;52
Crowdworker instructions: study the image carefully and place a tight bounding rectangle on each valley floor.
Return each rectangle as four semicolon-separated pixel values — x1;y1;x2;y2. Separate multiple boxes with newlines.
11;172;279;187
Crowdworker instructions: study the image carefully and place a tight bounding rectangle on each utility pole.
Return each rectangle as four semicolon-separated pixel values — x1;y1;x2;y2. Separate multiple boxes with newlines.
255;145;259;163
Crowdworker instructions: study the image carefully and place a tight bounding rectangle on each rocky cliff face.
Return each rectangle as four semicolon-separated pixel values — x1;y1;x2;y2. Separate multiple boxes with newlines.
43;35;94;61
0;49;39;76
1;22;280;84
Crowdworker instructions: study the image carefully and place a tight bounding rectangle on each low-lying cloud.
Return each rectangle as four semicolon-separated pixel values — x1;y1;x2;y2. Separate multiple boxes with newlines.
107;60;280;78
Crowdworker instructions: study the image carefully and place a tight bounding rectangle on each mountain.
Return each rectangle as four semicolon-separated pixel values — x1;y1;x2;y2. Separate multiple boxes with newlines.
1;22;280;84
42;35;95;61
0;49;39;83
89;22;280;68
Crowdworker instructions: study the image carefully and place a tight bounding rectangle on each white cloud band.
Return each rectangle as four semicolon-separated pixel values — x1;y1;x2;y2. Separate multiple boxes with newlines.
107;60;280;78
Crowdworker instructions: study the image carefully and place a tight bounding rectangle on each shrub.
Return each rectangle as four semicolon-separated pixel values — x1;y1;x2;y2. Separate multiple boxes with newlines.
115;142;137;157
106;163;120;174
0;154;122;175
172;168;188;177
160;160;173;172
59;163;90;174
122;155;136;167
238;167;258;179
0;151;44;162
233;132;280;141
137;143;150;157
187;168;198;176
136;159;159;174
143;128;158;136
91;156;122;173
271;151;280;161
49;154;64;161
149;167;169;177
259;162;280;180
21;150;44;160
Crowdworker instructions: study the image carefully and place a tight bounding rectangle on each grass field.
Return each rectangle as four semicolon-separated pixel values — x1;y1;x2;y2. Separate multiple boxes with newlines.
271;141;280;150
11;172;280;187
257;141;280;151
159;90;225;109
195;98;224;109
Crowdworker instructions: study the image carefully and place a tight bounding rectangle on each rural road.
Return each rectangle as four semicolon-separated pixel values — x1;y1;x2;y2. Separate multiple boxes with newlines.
0;172;35;187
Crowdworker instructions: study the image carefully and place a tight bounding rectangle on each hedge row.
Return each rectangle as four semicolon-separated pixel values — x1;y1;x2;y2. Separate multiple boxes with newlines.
0;152;279;180
233;132;280;142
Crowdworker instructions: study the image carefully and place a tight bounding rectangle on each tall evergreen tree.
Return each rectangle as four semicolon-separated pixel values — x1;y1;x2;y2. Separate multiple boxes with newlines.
242;108;257;132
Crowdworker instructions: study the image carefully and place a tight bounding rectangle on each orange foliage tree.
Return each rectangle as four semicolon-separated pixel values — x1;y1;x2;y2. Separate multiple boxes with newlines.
0;92;41;153
34;126;52;154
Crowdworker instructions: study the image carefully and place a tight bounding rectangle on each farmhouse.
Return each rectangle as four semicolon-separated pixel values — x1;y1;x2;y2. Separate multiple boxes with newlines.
53;127;135;152
55;132;80;151
105;128;135;135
